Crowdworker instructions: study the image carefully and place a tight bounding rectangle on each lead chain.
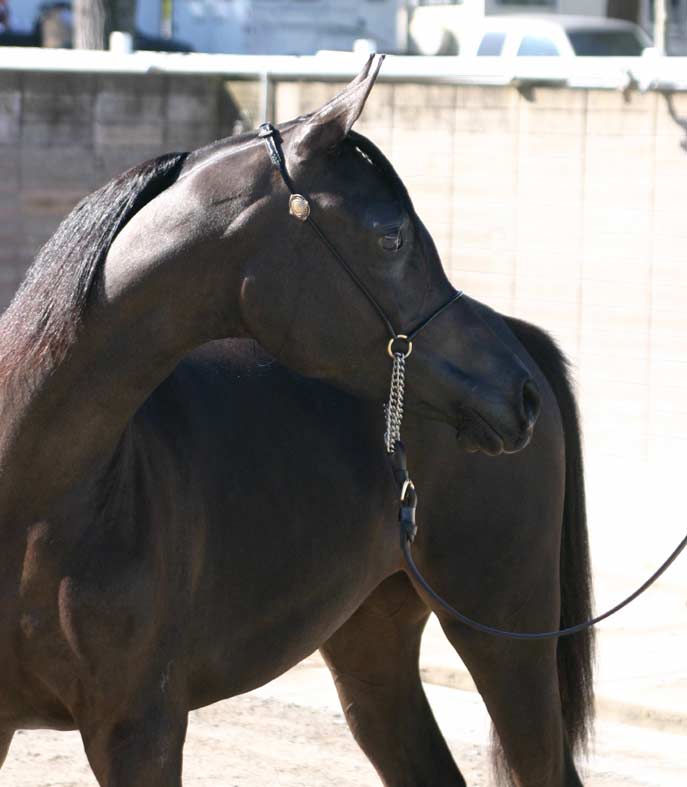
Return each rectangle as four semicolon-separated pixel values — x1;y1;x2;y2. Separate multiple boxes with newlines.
384;352;406;454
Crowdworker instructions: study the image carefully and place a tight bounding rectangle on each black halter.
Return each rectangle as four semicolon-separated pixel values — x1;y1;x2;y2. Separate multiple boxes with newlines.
258;123;687;641
257;123;464;349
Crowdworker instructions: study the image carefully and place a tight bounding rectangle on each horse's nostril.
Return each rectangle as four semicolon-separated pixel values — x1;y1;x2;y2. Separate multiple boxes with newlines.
522;378;541;426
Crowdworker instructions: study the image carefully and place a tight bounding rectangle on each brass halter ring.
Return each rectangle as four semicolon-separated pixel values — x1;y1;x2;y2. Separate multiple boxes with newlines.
387;334;413;359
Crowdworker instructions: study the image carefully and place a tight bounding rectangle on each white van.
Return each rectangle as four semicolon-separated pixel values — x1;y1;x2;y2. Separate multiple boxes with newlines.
410;13;651;58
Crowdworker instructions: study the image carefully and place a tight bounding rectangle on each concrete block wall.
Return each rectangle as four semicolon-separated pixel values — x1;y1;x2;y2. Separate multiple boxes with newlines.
0;70;242;310
276;81;687;466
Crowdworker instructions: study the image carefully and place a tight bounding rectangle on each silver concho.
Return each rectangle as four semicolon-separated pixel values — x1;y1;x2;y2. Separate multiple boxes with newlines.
289;194;310;221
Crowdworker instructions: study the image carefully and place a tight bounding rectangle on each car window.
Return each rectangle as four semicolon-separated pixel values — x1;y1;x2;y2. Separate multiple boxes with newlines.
477;32;506;56
517;35;560;56
567;30;645;56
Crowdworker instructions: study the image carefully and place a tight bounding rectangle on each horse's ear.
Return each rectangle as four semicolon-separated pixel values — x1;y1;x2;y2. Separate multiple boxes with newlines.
290;54;384;159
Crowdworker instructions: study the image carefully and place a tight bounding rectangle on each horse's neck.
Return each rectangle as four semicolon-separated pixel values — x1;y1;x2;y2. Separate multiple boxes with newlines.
0;183;244;521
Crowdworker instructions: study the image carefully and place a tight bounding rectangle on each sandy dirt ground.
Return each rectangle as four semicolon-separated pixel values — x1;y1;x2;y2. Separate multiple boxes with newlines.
2;662;685;787
3;692;473;787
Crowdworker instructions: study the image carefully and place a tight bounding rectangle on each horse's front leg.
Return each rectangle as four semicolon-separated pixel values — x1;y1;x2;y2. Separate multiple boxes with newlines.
77;659;189;787
321;572;466;787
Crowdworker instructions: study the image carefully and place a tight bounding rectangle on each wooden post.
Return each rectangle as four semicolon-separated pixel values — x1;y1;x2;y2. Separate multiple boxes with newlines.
73;0;107;49
73;0;136;50
654;0;667;54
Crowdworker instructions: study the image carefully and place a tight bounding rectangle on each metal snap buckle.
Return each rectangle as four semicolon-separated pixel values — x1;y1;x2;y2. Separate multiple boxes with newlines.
400;478;415;503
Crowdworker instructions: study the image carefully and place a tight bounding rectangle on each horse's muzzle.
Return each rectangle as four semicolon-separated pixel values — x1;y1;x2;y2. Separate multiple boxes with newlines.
455;377;541;456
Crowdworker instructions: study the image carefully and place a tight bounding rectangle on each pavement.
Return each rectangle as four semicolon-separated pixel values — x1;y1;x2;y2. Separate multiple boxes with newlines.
579;454;686;734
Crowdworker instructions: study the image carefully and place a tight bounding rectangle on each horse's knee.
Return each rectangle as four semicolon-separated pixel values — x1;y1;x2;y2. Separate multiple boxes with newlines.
323;573;429;679
322;611;425;730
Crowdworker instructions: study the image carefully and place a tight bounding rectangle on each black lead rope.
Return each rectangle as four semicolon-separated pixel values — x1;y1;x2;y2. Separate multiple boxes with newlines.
403;525;687;640
258;122;687;641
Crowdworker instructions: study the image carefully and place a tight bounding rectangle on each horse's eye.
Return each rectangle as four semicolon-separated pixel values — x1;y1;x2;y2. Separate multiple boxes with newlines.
380;229;403;252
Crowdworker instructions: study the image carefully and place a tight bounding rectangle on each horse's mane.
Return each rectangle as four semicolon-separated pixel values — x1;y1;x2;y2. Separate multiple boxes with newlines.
0;152;188;383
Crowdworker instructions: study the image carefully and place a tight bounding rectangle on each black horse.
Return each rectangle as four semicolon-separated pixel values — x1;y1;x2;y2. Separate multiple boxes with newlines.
208;317;594;787
0;58;589;785
173;325;593;787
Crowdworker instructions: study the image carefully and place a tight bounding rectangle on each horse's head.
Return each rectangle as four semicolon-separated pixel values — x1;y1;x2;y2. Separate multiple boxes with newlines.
200;57;539;455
